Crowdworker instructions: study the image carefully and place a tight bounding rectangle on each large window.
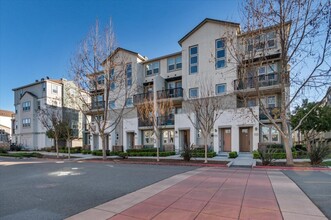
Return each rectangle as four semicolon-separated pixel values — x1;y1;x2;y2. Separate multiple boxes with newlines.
215;39;226;69
22;118;31;128
146;62;159;76
215;84;226;95
162;130;174;144
22;101;31;111
247;31;277;52
167;56;182;72
261;125;280;143
189;45;198;74
143;130;154;145
97;75;105;85
126;97;133;107
189;88;199;98
126;63;132;87
258;63;277;81
110;69;116;91
267;96;276;108
42;83;46;91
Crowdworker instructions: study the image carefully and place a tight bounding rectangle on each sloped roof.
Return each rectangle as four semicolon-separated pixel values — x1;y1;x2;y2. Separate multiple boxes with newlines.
102;47;146;65
178;18;240;45
20;91;38;100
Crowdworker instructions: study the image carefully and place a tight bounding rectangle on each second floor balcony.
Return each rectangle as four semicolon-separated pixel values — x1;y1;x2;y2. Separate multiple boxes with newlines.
138;114;175;127
157;87;183;100
133;92;153;105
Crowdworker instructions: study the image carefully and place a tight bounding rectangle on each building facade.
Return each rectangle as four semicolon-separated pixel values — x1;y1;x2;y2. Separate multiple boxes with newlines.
0;109;14;147
12;78;84;150
88;18;288;154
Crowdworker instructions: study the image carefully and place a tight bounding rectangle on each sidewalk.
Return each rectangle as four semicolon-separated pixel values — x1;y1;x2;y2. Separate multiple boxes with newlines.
66;167;327;220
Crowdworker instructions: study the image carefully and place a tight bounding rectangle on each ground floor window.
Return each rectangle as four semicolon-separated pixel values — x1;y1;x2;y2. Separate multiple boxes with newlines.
143;130;154;145
260;125;280;143
162;130;174;144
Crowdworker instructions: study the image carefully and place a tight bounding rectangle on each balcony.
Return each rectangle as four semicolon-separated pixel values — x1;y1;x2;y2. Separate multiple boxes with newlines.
234;73;287;93
133;92;153;105
157;115;175;126
138;118;153;127
91;101;105;110
157;88;183;100
259;107;281;120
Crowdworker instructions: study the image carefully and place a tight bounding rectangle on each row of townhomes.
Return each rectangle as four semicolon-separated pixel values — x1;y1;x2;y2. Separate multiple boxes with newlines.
12;78;85;149
86;18;288;154
12;18;288;153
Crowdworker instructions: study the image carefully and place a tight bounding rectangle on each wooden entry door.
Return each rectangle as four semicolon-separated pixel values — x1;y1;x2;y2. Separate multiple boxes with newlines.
127;132;134;149
239;127;251;152
221;128;231;152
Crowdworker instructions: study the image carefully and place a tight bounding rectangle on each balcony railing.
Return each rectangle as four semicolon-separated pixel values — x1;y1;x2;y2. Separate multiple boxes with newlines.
157;115;175;126
157;88;183;99
234;73;286;91
138;119;153;127
259;107;281;120
133;92;153;105
91;101;105;109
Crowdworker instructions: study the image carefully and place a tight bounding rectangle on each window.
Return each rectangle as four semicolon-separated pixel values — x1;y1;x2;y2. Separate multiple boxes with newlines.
22;101;31;111
162;130;174;144
261;125;280;143
247;98;257;107
126;63;132;87
146;62;160;76
20;89;23;97
189;45;198;74
189;88;199;98
109;69;116;91
126;97;133;107
95;115;103;121
52;84;58;94
109;100;115;109
143;130;154;145
37;101;41;110
167;56;182;72
42;83;46;91
22;118;31;128
215;39;226;69
266;31;276;48
267;96;276;108
247;38;254;52
97;75;105;85
216;84;226;95
255;35;265;50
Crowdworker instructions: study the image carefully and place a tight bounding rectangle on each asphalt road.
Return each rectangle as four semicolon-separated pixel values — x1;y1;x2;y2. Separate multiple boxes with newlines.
283;170;331;219
0;157;196;220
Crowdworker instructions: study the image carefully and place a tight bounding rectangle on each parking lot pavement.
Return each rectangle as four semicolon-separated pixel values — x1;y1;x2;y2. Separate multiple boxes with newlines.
0;159;196;220
283;170;331;219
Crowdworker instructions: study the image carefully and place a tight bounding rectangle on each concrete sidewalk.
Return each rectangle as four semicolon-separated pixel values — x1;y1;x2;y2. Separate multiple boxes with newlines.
66;167;327;220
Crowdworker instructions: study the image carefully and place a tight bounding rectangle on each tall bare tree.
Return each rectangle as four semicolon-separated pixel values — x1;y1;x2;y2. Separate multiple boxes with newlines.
136;93;174;162
69;20;136;160
37;105;63;158
185;78;235;163
228;0;330;165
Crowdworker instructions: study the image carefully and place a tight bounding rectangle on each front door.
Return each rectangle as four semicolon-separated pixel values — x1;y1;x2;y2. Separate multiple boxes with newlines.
220;128;231;152
127;132;134;149
239;127;251;152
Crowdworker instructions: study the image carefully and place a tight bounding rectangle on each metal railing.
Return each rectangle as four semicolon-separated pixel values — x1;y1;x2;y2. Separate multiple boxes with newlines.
234;72;286;90
133;92;153;105
157;87;183;99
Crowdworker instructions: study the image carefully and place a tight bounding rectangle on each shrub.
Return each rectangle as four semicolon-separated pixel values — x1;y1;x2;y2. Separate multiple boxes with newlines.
294;144;307;152
258;147;277;165
228;151;238;158
182;144;194;161
253;150;260;159
0;148;8;154
82;150;92;154
118;152;128;159
309;143;330;165
266;144;284;149
126;148;157;153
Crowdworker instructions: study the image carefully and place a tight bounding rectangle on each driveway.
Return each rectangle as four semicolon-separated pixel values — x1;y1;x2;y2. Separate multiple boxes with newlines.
0;158;196;220
283;170;331;219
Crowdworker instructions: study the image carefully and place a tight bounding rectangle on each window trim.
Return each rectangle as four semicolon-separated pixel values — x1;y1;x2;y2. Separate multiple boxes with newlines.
215;83;226;95
126;63;132;88
189;45;198;74
22;101;31;111
189;87;199;98
215;38;226;69
22;118;31;128
145;61;160;77
167;56;182;72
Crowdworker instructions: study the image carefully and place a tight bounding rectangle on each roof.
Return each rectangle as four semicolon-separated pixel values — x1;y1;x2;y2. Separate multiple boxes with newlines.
0;110;14;117
142;52;181;64
102;47;146;65
20;91;38;100
12;78;64;91
178;18;240;45
238;21;292;37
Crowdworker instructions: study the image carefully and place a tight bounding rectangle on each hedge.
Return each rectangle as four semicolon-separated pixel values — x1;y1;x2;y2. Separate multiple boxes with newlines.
126;148;157;153
253;150;297;159
191;152;217;158
228;151;238;158
127;151;176;157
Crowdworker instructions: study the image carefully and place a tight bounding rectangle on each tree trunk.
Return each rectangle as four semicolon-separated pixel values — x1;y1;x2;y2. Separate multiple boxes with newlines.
55;138;59;159
67;139;71;159
304;131;312;153
283;136;294;166
156;129;160;162
101;134;107;160
204;135;208;163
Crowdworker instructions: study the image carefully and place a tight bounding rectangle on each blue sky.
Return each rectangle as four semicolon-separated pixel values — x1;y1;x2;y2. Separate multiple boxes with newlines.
0;0;240;111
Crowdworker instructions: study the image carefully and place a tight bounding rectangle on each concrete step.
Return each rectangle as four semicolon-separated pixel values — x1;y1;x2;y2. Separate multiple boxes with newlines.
230;154;255;168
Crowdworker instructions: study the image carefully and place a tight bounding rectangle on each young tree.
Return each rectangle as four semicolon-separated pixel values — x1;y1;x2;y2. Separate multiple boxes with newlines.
291;99;331;152
37;106;63;158
135;93;173;162
229;0;330;165
69;20;135;160
185;79;235;163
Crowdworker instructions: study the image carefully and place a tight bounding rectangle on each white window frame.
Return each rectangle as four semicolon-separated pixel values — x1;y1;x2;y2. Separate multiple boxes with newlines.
215;84;226;95
143;130;154;145
261;125;280;143
126;63;132;88
189;87;199;98
22;101;31;111
215;38;226;69
167;56;182;72
51;84;58;94
267;96;276;108
189;45;198;74
22;118;31;128
145;61;160;76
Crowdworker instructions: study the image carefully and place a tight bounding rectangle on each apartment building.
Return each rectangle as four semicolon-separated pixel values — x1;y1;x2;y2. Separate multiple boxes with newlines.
0;109;14;147
12;77;85;149
88;18;288;154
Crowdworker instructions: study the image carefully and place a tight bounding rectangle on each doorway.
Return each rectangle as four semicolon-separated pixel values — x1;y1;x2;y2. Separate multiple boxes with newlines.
239;127;252;152
179;129;190;152
127;132;134;149
220;128;231;152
